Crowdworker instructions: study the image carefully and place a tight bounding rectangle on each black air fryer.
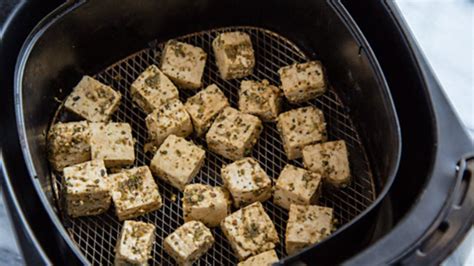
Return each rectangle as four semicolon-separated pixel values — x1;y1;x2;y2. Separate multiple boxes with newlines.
0;0;472;265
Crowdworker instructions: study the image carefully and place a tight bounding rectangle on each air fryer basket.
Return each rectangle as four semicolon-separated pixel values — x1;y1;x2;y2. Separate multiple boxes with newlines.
14;0;400;264
49;27;376;265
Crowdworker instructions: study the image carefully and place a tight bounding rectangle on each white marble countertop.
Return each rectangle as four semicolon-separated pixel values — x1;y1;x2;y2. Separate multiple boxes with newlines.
0;1;472;265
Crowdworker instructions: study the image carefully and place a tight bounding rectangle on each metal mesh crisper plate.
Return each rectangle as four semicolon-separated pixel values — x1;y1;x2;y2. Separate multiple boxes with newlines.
51;26;375;265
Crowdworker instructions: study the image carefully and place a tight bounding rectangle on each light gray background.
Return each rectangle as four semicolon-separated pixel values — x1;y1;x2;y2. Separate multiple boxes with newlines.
0;0;472;265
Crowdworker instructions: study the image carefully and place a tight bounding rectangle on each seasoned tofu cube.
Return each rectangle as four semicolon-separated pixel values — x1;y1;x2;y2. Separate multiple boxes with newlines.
160;41;207;89
115;220;156;266
145;99;193;146
110;166;162;221
273;164;322;210
238;79;281;122
302;140;351;188
130;64;179;114
150;135;206;191
48;121;91;171
164;221;214;265
237;250;279;266
276;106;327;160
285;204;335;255
63;160;110;217
212;31;255;80
183;184;231;227
206;107;262;161
220;202;279;260
64;75;121;122
90;123;135;168
221;157;272;208
184;84;229;136
278;61;327;104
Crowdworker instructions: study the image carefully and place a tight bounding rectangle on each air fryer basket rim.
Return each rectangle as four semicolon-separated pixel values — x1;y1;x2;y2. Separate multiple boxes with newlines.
12;0;400;264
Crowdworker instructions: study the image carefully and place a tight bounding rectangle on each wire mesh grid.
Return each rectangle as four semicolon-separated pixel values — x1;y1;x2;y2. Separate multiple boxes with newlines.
51;26;375;265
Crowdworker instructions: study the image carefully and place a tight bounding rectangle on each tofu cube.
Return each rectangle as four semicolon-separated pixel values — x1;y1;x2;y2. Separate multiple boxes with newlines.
150;135;206;191
276;106;327;160
238;79;281;122
48;121;91;171
285;204;335;255
183;184;230;227
160;41;207;89
130;64;179;113
145;99;193;146
221;157;272;208
206;107;262;161
184;84;230;136
90;123;135;168
115;220;156;266
273;164;322;210
278;61;327;104
64;75;121;122
110;166;162;221
164;221;214;265
237;250;279;266
220;202;279;260
212;31;255;80
63;160;110;217
302;140;351;188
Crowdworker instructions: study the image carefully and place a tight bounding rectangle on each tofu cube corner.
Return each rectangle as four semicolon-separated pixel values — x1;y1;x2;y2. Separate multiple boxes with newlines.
183;183;231;227
184;84;230;136
220;202;279;260
90;122;135;168
237;250;279;266
221;157;272;208
64;75;121;122
115;220;156;265
160;40;207;89
285;204;335;255
48;121;91;171
130;64;179;114
238;79;281;122
63;160;110;217
278;61;327;104
145;99;193;146
206;107;262;161
150;135;206;191
110;166;162;221
212;31;255;80
164;221;214;265
303;140;351;188
273;164;322;210
276;106;327;160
